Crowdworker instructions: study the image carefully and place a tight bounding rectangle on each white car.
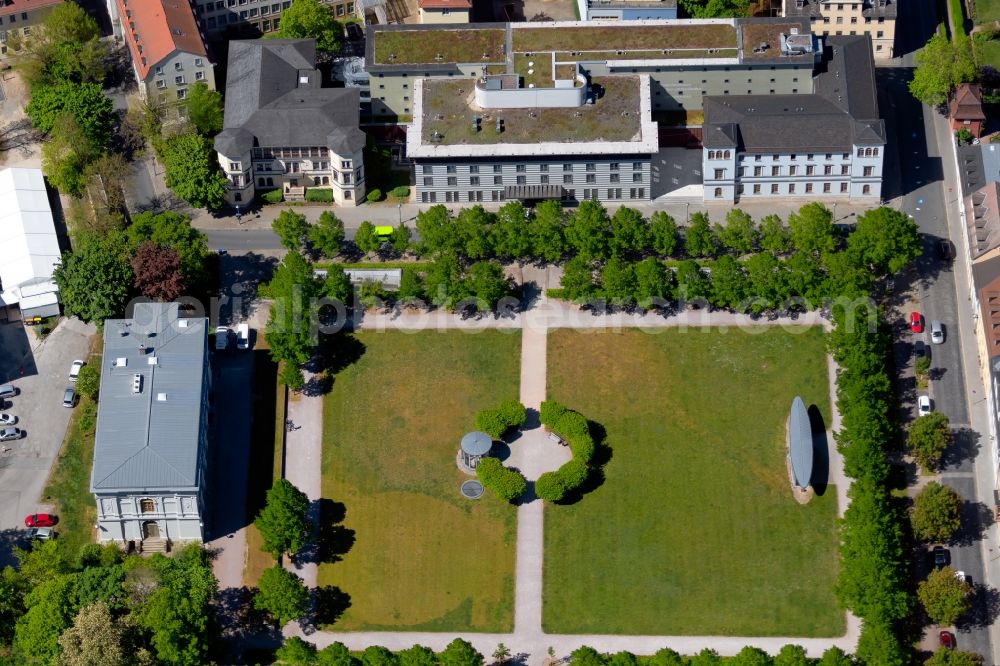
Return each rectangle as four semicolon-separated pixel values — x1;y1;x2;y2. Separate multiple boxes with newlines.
26;527;53;541
236;323;250;350
69;359;85;382
0;413;17;425
0;427;22;441
955;570;968;583
918;395;932;416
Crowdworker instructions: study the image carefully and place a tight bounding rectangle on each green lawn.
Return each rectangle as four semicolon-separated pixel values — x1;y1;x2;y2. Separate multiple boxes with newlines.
40;398;97;556
975;33;1000;71
543;327;843;636
975;0;1000;24
317;331;521;632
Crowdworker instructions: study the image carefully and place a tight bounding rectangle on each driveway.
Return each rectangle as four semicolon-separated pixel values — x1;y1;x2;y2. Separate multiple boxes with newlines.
0;318;95;564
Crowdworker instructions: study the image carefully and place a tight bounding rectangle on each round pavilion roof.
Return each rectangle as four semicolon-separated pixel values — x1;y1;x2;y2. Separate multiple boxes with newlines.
461;431;493;456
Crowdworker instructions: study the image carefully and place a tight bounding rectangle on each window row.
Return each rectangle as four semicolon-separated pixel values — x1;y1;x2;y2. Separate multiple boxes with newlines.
420;162;645;175
743;152;852;162
706;150;732;160
423;174;645;186
419;188;647;203
0;11;29;24
737;164;875;177
254;147;330;159
718;182;873;196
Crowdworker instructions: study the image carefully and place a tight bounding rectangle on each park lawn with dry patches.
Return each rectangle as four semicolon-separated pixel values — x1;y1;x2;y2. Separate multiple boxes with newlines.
543;326;843;636
318;330;521;631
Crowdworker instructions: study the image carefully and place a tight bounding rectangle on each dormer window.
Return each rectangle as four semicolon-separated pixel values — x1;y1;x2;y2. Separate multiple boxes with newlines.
155;65;164;75
195;57;203;66
174;62;182;71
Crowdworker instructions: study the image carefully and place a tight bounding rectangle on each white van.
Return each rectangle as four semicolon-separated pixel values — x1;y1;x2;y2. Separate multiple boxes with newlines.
236;323;250;350
0;384;17;399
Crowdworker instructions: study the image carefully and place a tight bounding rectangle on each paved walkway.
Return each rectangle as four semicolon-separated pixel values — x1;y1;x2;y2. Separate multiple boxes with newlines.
284;292;860;660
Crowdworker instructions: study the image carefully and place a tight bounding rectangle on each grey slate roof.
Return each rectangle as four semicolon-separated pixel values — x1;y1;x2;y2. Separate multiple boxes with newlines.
90;303;208;493
703;35;884;152
783;0;897;20
216;39;364;157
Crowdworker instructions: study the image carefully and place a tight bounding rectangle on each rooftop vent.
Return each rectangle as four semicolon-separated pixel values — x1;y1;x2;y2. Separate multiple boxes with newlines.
495;117;503;133
434;53;444;61
115;357;127;367
132;374;142;394
157;393;167;402
148;356;158;366
179;319;189;328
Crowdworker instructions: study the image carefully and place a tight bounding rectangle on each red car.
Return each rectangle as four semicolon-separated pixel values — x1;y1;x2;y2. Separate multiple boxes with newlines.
910;311;924;333
24;513;56;528
939;630;955;650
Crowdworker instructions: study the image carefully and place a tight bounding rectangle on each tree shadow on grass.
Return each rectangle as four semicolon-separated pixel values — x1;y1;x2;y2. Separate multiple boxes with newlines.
296;499;356;566
313;585;352;626
807;404;829;496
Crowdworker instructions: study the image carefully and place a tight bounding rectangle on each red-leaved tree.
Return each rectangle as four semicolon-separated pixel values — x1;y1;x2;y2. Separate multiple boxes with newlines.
130;241;187;300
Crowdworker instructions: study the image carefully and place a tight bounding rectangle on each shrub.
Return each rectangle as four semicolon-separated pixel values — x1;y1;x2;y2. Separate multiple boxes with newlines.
261;188;283;204
476;458;526;502
305;188;333;203
556;457;590;489
956;128;973;145
539;400;568;425
475;399;527;438
389;185;410;199
535;472;567;502
366;188;384;203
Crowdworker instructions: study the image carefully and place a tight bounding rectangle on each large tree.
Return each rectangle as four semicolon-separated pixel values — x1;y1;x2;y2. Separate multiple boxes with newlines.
255;566;310;626
53;232;133;325
609;206;650;257
41;112;98;195
918;566;973;625
565;200;611;260
911;481;963;543
160;133;228;209
130;242;187;301
759;214;791;255
789;203;836;255
308;211;346;258
529;200;567;262
264;251;324;364
440;639;485;666
14;574;79;663
849;207;922;275
926;648;985;666
910;31;977;108
684;212;717;258
20;2;107;88
273;0;342;52
273;209;311;251
26;81;113;145
649;211;679;256
127;211;210;287
492;202;532;260
908;411;952;472
720;209;758;256
57;602;152;666
601;256;637;302
678;0;750;17
184;82;224;136
255;479;312;558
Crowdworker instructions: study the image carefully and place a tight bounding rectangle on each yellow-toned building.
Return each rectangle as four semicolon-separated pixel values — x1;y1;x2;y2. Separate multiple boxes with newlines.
418;0;471;23
0;0;64;56
781;0;896;58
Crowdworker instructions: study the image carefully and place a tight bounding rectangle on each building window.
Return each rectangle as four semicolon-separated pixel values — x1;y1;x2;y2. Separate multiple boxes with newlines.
863;184;871;194
494;176;502;185
611;174;620;183
494;165;503;173
175;75;185;85
824;165;833;175
633;173;642;183
140;499;156;513
229;162;240;171
156;80;166;89
516;175;526;184
540;164;549;172
586;163;596;171
155;65;164;75
610;162;620;171
753;184;761;194
196;71;205;81
422;165;432;174
541;175;549;184
714;169;725;179
806;165;815;176
563;175;573;184
586;174;596;183
470;176;480;186
563;163;573;171
632;162;642;170
805;183;813;193
447;177;457;186
771;166;780;176
788;165;797;176
470;165;479;173
195;57;204;66
175;62;183;71
823;183;831;193
788;183;795;194
714;187;723;198
516;165;526;173
840;182;849;193
864;166;874;176
754;166;763;176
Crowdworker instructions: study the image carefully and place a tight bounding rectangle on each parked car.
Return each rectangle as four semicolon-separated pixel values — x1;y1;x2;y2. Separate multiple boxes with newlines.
955;570;968;583
931;320;945;344
0;427;21;441
932;546;951;569
0;413;16;425
25;527;54;541
62;386;76;408
0;384;17;399
215;326;230;351
918;395;932;416
236;323;250;350
69;359;85;382
939;631;956;650
914;340;927;359
24;513;56;528
910;311;924;333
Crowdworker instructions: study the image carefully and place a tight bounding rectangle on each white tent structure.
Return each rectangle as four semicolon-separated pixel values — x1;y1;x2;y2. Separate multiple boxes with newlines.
0;168;61;319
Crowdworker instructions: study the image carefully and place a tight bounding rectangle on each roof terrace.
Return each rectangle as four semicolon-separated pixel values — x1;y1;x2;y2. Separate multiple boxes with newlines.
419;77;643;146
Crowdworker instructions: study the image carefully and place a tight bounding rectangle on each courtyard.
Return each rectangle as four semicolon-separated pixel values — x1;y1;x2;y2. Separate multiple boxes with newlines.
542;326;843;636
317;330;521;632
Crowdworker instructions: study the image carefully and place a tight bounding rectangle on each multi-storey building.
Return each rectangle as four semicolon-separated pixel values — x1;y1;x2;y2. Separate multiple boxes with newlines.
781;0;895;58
701;34;883;202
109;0;215;115
408;71;658;204
214;39;366;206
366;18;818;121
191;0;356;36
0;0;63;56
577;0;677;21
91;302;211;549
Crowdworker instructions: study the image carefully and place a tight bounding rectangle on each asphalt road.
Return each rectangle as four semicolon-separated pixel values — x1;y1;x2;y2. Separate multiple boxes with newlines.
878;0;994;655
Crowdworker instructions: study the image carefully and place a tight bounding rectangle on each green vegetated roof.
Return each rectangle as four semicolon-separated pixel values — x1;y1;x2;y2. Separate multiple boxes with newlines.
373;28;506;65
512;23;737;54
422;77;642;145
740;22;806;58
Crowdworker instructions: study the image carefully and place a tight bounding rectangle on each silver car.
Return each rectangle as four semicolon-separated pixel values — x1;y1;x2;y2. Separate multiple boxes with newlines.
62;387;76;408
0;427;22;441
931;320;945;344
26;527;53;541
0;413;16;425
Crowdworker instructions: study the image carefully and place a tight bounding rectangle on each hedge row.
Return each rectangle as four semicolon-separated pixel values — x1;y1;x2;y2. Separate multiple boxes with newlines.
476;457;527;503
536;400;597;502
277;637;485;666
828;306;912;666
475;399;527;438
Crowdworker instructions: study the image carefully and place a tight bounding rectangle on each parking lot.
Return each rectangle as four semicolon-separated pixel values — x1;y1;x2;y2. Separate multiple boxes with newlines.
0;317;95;564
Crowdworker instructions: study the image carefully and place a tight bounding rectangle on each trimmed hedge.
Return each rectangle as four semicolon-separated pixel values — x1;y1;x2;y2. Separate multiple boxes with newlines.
261;189;283;204
475;399;527;438
476;457;527;502
389;185;410;198
305;188;333;203
366;188;384;203
538;400;598;501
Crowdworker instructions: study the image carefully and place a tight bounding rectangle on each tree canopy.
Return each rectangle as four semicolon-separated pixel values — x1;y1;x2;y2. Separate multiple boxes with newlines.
53;233;133;325
255;565;310;626
848;207;922;276
26;82;113;146
908;412;952;472
160;133;229;209
254;479;312;558
184;82;224;136
910;31;977;107
911;481;963;543
274;209;311;251
272;0;342;51
918;566;973;625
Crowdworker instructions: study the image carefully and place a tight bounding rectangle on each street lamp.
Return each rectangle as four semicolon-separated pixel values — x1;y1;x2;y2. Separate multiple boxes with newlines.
832;202;837;223
685;202;690;224
397;203;402;226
